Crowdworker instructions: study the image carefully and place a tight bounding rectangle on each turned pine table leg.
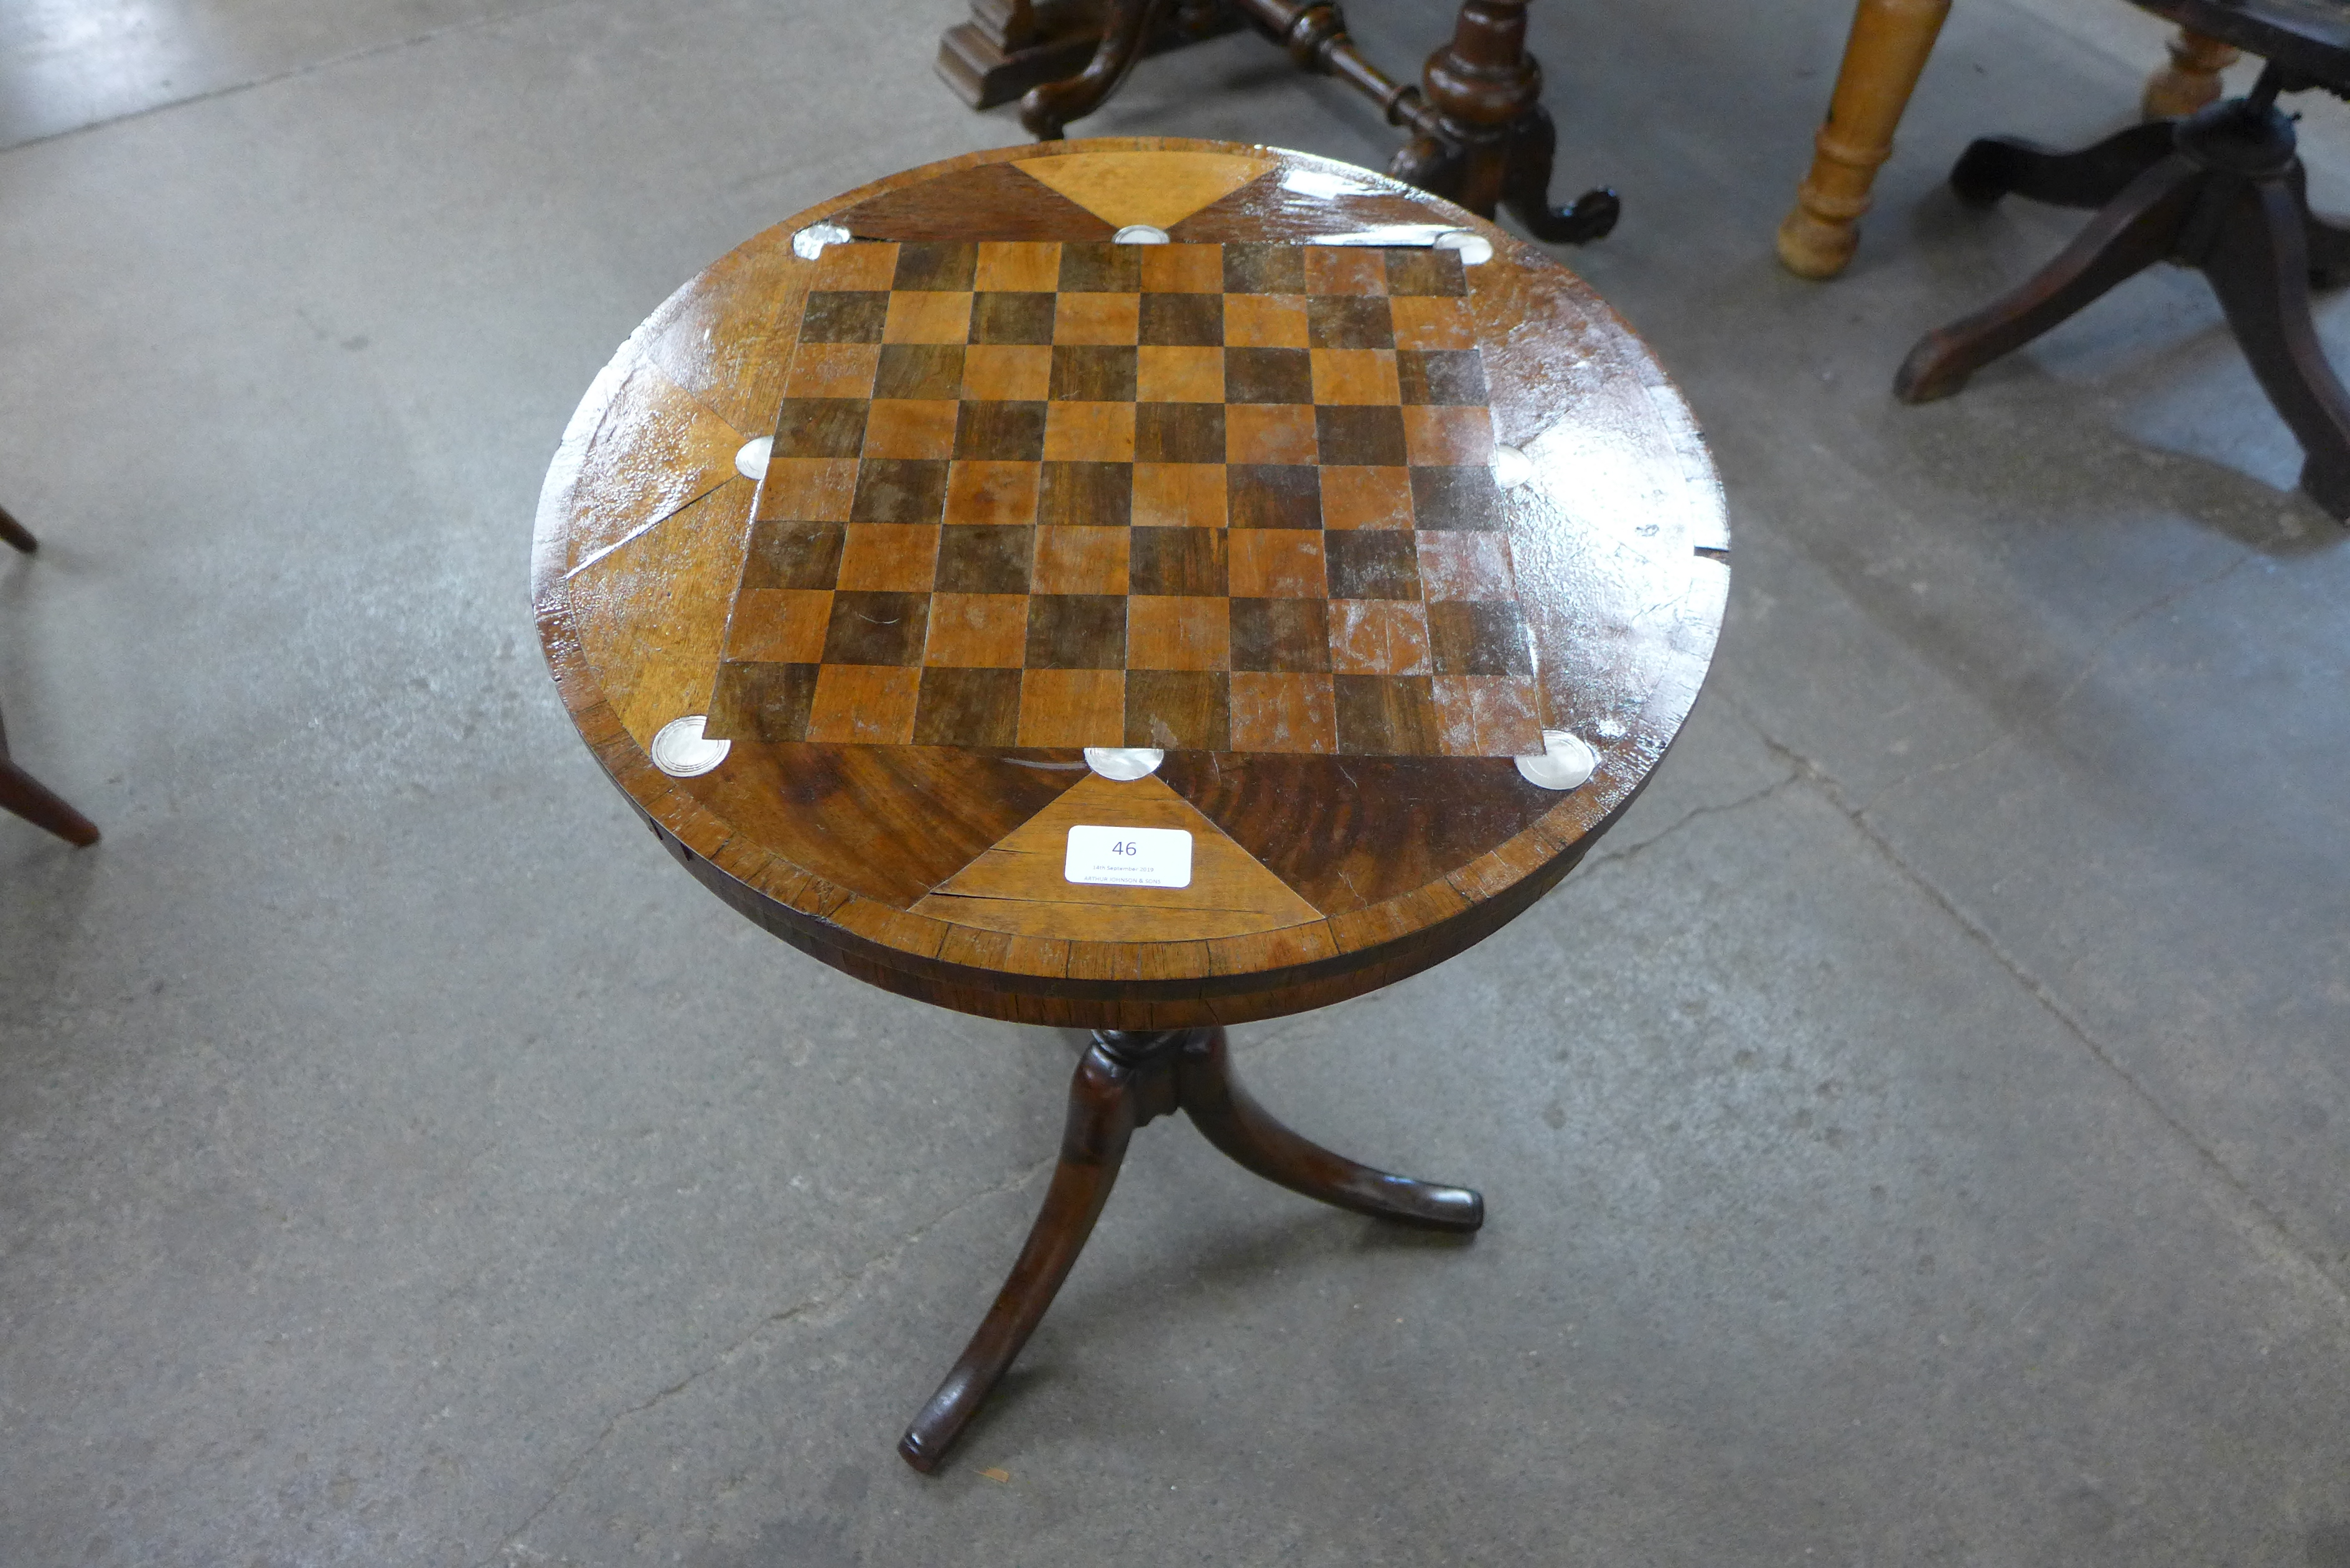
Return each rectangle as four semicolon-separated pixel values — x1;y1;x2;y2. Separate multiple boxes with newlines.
1777;0;1954;279
2143;27;2239;119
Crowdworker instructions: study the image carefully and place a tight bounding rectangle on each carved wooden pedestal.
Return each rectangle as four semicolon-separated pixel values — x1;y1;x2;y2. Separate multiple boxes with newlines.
973;0;1617;243
899;1026;1481;1470
1897;67;2350;517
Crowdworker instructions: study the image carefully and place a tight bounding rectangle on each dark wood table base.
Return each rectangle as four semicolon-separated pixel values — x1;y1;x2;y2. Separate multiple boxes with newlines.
898;1025;1482;1472
968;0;1617;245
1896;63;2350;518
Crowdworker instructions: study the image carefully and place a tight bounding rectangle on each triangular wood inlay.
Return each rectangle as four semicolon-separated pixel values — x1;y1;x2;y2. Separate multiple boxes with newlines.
833;161;1116;243
913;771;1323;942
1018;150;1275;231
1155;754;1561;914
674;745;1088;911
1164;175;1446;243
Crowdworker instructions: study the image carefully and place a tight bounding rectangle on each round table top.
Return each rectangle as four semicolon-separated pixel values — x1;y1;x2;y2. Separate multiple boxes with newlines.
533;138;1727;1030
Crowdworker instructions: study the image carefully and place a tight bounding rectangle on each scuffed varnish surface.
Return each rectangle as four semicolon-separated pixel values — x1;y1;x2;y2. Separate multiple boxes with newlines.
566;475;758;749
563;360;747;576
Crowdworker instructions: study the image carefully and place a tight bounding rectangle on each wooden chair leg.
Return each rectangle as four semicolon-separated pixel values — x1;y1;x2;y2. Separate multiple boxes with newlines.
0;756;101;846
1019;0;1174;139
1177;1027;1483;1230
2143;27;2240;121
898;1037;1147;1472
1895;156;2204;403
1779;0;1955;279
2199;175;2350;516
1949;120;2179;210
0;503;34;554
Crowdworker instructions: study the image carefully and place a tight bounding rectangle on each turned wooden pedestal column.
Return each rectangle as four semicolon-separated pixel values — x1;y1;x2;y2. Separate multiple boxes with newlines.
1777;0;1954;280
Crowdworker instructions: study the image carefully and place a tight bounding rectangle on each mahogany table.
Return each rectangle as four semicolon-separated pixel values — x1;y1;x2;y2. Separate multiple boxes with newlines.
531;138;1727;1472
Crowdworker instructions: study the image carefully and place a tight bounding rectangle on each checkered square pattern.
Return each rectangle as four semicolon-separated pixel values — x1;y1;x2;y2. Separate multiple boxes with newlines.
708;240;1540;755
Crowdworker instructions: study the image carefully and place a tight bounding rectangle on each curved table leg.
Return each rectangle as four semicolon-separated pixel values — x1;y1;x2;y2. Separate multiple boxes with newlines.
1018;0;1175;141
1949;120;2178;210
899;1025;1483;1472
0;503;35;554
899;1040;1143;1472
2283;163;2350;290
0;756;100;846
1778;0;1954;280
1895;156;2202;403
2201;175;2350;517
0;510;100;847
1177;1027;1484;1231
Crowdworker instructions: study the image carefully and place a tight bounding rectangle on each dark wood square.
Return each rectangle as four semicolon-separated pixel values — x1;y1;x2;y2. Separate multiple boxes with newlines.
971;292;1056;345
1049;345;1138;402
774;398;870;459
800;291;889;343
1058;242;1142;293
1025;594;1127;669
1324;530;1421;599
1315;405;1408;466
1128;526;1228;595
708;661;819;742
1428;600;1533;676
1227;465;1322;530
822;590;931;666
1308;296;1394;350
1125;670;1229;750
953;400;1049;461
1397;348;1488;406
1223;243;1306;294
1037;461;1132;528
743;521;845;590
935;524;1032;593
1139;294;1223;347
850;459;950;524
1383;248;1468;297
875;343;967;401
914;666;1021;745
1135;403;1226;464
1229;597;1331;672
1225;347;1314;404
1408;465;1505;530
892;241;978;291
1334;673;1441;754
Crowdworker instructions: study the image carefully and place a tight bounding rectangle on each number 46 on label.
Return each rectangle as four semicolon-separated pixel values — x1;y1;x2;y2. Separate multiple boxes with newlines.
1064;825;1193;889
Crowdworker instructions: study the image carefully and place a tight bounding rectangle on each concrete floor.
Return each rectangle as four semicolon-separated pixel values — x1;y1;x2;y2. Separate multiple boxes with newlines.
2;0;2346;1562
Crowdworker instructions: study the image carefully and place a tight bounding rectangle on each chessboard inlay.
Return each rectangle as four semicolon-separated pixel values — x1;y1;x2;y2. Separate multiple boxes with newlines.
705;239;1542;756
